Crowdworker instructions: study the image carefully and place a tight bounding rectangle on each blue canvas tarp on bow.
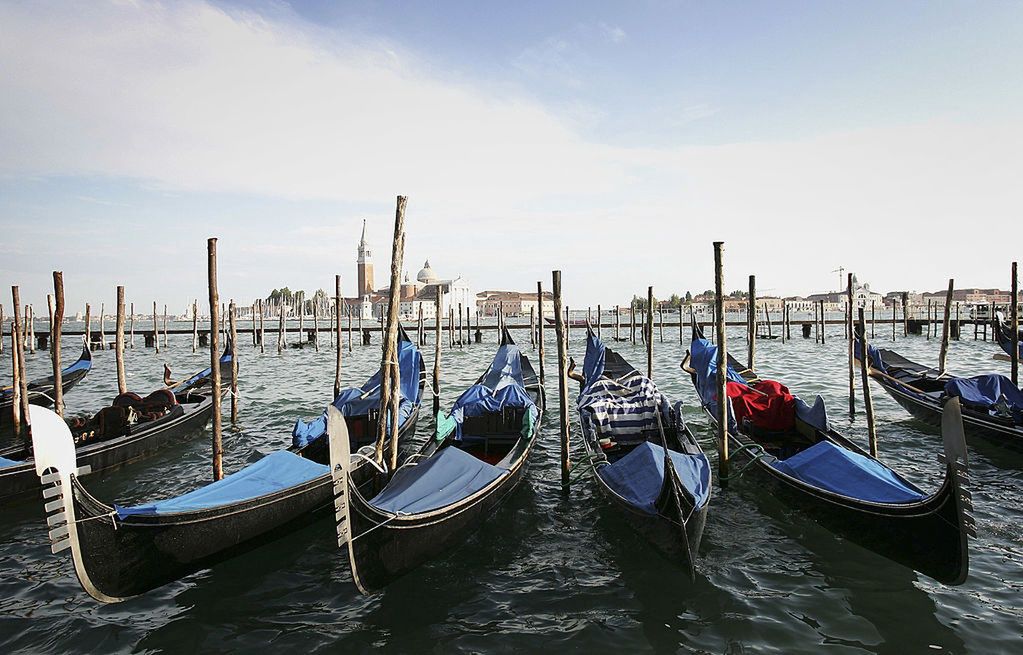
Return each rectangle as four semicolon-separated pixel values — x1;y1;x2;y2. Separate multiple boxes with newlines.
598;441;710;514
115;451;328;518
771;441;924;504
369;444;507;514
690;336;748;419
293;336;422;448
440;341;537;440
944;374;1023;416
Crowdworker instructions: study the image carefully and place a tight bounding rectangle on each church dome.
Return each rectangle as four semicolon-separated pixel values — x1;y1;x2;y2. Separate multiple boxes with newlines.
417;260;438;284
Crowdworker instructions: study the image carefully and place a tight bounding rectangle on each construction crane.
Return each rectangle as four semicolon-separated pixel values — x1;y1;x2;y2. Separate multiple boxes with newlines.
831;266;845;291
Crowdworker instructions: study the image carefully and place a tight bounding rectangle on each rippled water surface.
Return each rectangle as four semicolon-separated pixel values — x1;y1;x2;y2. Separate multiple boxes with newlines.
2;320;1021;653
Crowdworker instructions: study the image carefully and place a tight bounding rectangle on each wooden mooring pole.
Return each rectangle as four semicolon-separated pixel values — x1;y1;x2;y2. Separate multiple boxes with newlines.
1011;262;1019;386
647;286;654;379
858;308;878;458
334;275;343;398
116;286;127;394
51;272;64;416
847;273;855;412
714;243;729;488
537;281;546;388
11;286;29;435
553;270;570;488
277;303;285;354
434;286;442;416
129;302;135;348
747;275;756;372
192;300;198;352
375;196;406;471
230;301;238;424
208;238;223;481
939;279;954;374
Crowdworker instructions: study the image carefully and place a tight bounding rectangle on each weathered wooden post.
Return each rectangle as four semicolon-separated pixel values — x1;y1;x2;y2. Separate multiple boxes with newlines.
939;279;954;374
615;304;621;341
99;302;105;350
434;286;442;416
46;294;53;351
1010;260;1018;386
530;306;536;348
347;300;353;352
679;303;685;344
747;275;756;372
871;300;876;340
536;281;546;387
259;299;265;354
714;243;729;488
820;300;826;344
163;304;169;348
892;302;896;341
926;299;932;340
334;276;343;398
566;305;571;348
553;270;570;488
458;302;463;349
418;303;424;346
647;287;654;379
814;301;819;343
277;303;285;354
448;307;455;348
630;304;636;343
0;303;4;356
51;273;65;416
847;273;855;412
116;286;127;394
192;299;198;353
658;302;664;342
28;305;35;354
151;301;160;354
253;303;258;347
298;300;304;348
11;287;30;434
129;302;135;348
858;308;878;458
312;299;320;352
902;292;909;337
764;304;773;339
230;301;239;424
84;303;91;347
597;303;602;340
208;238;223;481
374;196;407;470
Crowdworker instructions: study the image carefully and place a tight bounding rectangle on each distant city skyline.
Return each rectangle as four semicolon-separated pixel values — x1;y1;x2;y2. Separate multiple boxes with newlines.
2;1;1022;312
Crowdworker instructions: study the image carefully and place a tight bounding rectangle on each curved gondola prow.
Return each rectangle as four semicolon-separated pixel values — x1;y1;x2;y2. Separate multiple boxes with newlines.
690;309;706;342
940;397;975;584
28;405;119;603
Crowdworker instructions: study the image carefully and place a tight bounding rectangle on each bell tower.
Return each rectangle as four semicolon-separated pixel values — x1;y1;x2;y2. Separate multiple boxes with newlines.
357;219;374;295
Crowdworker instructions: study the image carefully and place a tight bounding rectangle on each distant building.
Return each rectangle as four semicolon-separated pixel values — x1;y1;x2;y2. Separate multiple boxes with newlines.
476;290;555;317
807;274;883;309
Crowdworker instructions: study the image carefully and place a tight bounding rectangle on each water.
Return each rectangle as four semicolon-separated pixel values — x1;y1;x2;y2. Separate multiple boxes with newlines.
1;322;1021;653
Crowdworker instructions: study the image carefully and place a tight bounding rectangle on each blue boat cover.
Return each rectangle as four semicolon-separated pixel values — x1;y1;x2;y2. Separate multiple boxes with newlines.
689;335;749;421
0;456;23;469
369;445;508;514
2;354;92;400
944;374;1023;417
771;441;924;504
854;340;887;374
292;336;422;448
582;331;606;386
795;395;830;432
598;441;710;514
438;341;538;440
115;451;328;518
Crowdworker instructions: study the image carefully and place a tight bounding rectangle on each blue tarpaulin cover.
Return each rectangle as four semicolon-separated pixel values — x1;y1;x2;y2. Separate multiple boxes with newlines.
795;396;830;432
690;335;748;420
944;374;1023;415
598;441;710;514
771;441;924;504
440;341;537;440
292;336;422;448
0;456;22;469
582;331;606;386
115;451;328;518
369;445;508;514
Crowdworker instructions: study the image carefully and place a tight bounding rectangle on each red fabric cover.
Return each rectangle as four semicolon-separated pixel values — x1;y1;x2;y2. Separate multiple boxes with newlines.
727;380;796;431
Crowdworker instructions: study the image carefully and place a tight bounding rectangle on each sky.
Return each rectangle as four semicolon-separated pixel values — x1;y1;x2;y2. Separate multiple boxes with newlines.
2;0;1022;313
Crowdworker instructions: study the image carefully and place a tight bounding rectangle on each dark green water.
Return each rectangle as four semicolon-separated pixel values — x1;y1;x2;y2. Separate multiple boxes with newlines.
1;322;1021;653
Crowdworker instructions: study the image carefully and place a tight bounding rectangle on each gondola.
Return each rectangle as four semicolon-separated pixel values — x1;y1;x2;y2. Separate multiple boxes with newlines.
993;311;1022;361
332;326;542;593
576;330;710;580
27;327;424;602
2;344;93;423
859;341;1023;451
685;324;972;585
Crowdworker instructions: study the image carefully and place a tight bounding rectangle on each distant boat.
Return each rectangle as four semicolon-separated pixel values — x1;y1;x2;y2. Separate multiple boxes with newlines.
2;344;92;422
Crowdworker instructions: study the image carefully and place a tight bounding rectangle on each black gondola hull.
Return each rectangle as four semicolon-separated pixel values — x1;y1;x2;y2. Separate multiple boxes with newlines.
2;346;92;421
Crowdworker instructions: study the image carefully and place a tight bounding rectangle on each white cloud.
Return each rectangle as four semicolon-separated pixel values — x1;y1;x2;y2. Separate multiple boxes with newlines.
598;22;626;44
1;1;1021;307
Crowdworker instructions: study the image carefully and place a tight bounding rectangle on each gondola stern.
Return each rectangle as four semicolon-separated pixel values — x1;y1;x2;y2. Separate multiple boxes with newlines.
654;448;701;582
938;397;973;584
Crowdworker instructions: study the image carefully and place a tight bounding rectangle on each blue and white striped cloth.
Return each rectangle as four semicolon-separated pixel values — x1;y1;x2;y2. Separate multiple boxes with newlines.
579;371;670;441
